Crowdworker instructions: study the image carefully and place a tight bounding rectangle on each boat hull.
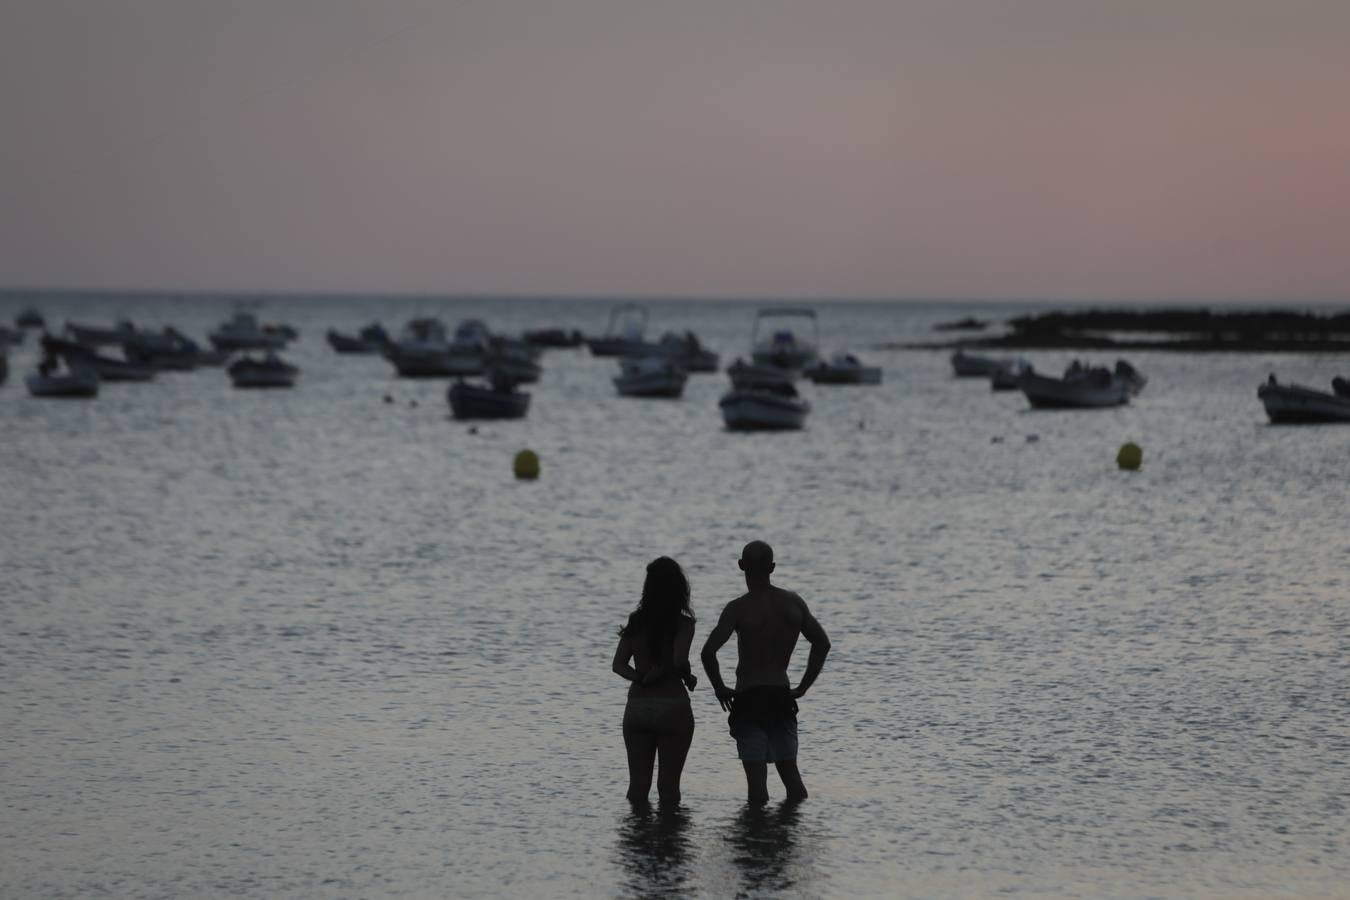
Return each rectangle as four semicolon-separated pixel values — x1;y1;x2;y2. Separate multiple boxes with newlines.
614;371;687;398
804;365;881;385
1019;372;1131;408
1258;383;1350;424
448;382;530;419
719;390;809;430
27;372;99;398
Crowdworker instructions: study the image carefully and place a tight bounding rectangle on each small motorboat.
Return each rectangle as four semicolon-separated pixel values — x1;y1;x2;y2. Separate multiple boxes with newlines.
989;358;1032;391
448;376;530;419
122;327;222;370
750;308;819;370
209;312;288;351
803;353;882;385
483;342;543;384
42;335;156;382
327;323;389;354
15;307;45;329
720;382;810;430
228;352;298;388
26;360;99;398
1018;359;1146;409
64;320;136;347
614;355;688;398
1258;374;1350;424
383;318;458;377
586;304;650;357
726;358;798;391
654;331;719;373
444;319;494;376
523;327;584;348
951;349;1015;378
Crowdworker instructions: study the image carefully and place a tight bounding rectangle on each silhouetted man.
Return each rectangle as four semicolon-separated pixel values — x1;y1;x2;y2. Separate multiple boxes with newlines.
701;541;831;804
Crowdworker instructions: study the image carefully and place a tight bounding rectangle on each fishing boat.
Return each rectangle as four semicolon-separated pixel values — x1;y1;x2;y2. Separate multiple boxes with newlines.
720;382;810;430
586;304;650;357
209;312;288;351
989;358;1032;391
15;308;45;329
803;353;882;385
1258;375;1350;424
448;376;530;419
654;331;719;373
64;320;136;347
383;318;458;377
951;349;1015;378
726;358;798;391
1018;359;1147;409
750;308;818;370
26;361;99;398
327;323;389;354
228;352;298;388
42;335;156;382
614;355;688;398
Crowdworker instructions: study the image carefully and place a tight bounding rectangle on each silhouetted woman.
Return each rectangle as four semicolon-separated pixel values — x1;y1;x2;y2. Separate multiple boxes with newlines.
613;556;697;804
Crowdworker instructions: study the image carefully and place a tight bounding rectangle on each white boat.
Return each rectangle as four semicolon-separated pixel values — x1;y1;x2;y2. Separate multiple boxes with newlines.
750;308;819;370
383;318;459;377
26;363;99;398
803;353;882;385
586;304;650;357
444;319;494;375
228;353;298;388
614;355;688;398
951;349;1014;378
720;384;810;430
209;312;288;351
1258;375;1350;424
1018;359;1147;409
654;331;719;373
726;358;798;391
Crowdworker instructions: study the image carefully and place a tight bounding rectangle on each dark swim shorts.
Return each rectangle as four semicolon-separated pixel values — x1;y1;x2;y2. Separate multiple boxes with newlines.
728;686;798;763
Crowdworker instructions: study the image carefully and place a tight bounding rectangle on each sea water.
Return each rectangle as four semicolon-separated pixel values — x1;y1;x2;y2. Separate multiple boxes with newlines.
2;294;1347;898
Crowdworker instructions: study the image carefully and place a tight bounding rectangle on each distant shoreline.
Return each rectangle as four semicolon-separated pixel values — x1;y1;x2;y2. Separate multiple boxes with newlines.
890;308;1350;353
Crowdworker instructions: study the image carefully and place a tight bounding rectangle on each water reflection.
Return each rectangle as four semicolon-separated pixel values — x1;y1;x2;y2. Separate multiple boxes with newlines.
614;802;694;898
724;801;816;896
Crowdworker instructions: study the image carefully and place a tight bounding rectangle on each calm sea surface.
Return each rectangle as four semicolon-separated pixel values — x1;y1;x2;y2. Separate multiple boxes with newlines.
2;293;1347;898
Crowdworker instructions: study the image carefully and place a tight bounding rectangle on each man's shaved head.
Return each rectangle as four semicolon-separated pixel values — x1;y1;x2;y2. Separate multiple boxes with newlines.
739;541;775;575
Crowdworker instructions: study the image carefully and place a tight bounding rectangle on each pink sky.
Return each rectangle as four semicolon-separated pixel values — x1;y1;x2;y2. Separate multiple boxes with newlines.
3;0;1349;300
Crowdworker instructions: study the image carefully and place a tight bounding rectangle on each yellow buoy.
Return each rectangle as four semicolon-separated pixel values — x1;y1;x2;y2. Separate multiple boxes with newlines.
1117;442;1143;471
514;449;540;480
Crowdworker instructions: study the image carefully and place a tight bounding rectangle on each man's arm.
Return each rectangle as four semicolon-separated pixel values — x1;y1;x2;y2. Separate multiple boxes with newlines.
791;601;831;700
700;604;738;711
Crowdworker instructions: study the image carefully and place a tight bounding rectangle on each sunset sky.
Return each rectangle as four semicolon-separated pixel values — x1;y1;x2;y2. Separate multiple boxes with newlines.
3;0;1349;301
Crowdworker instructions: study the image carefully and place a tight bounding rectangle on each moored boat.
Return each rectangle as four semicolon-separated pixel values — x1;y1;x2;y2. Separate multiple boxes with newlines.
989;358;1031;391
719;384;810;430
1018;359;1146;409
65;320;136;347
42;335;156;382
750;308;819;370
228;352;298;388
586;304;650;357
803;353;882;385
26;362;99;398
726;358;798;391
448;377;530;419
951;349;1014;378
383;318;458;377
327;323;389;354
614;355;687;398
1258;374;1350;424
654;331;719;373
210;312;288;351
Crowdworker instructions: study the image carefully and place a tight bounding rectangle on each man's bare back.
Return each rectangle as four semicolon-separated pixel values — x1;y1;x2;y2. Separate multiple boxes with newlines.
720;586;820;691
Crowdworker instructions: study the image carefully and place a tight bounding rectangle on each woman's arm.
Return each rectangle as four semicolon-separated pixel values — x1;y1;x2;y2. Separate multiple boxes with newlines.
674;617;697;690
612;632;640;682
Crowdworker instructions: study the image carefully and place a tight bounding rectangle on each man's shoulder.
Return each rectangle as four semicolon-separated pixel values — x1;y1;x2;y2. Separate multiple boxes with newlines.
771;585;807;607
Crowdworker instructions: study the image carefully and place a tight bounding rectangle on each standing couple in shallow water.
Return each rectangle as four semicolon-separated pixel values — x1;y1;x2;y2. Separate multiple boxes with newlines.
612;541;832;805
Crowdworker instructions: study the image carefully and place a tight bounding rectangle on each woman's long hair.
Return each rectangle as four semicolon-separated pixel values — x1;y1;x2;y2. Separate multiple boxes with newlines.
622;556;694;666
